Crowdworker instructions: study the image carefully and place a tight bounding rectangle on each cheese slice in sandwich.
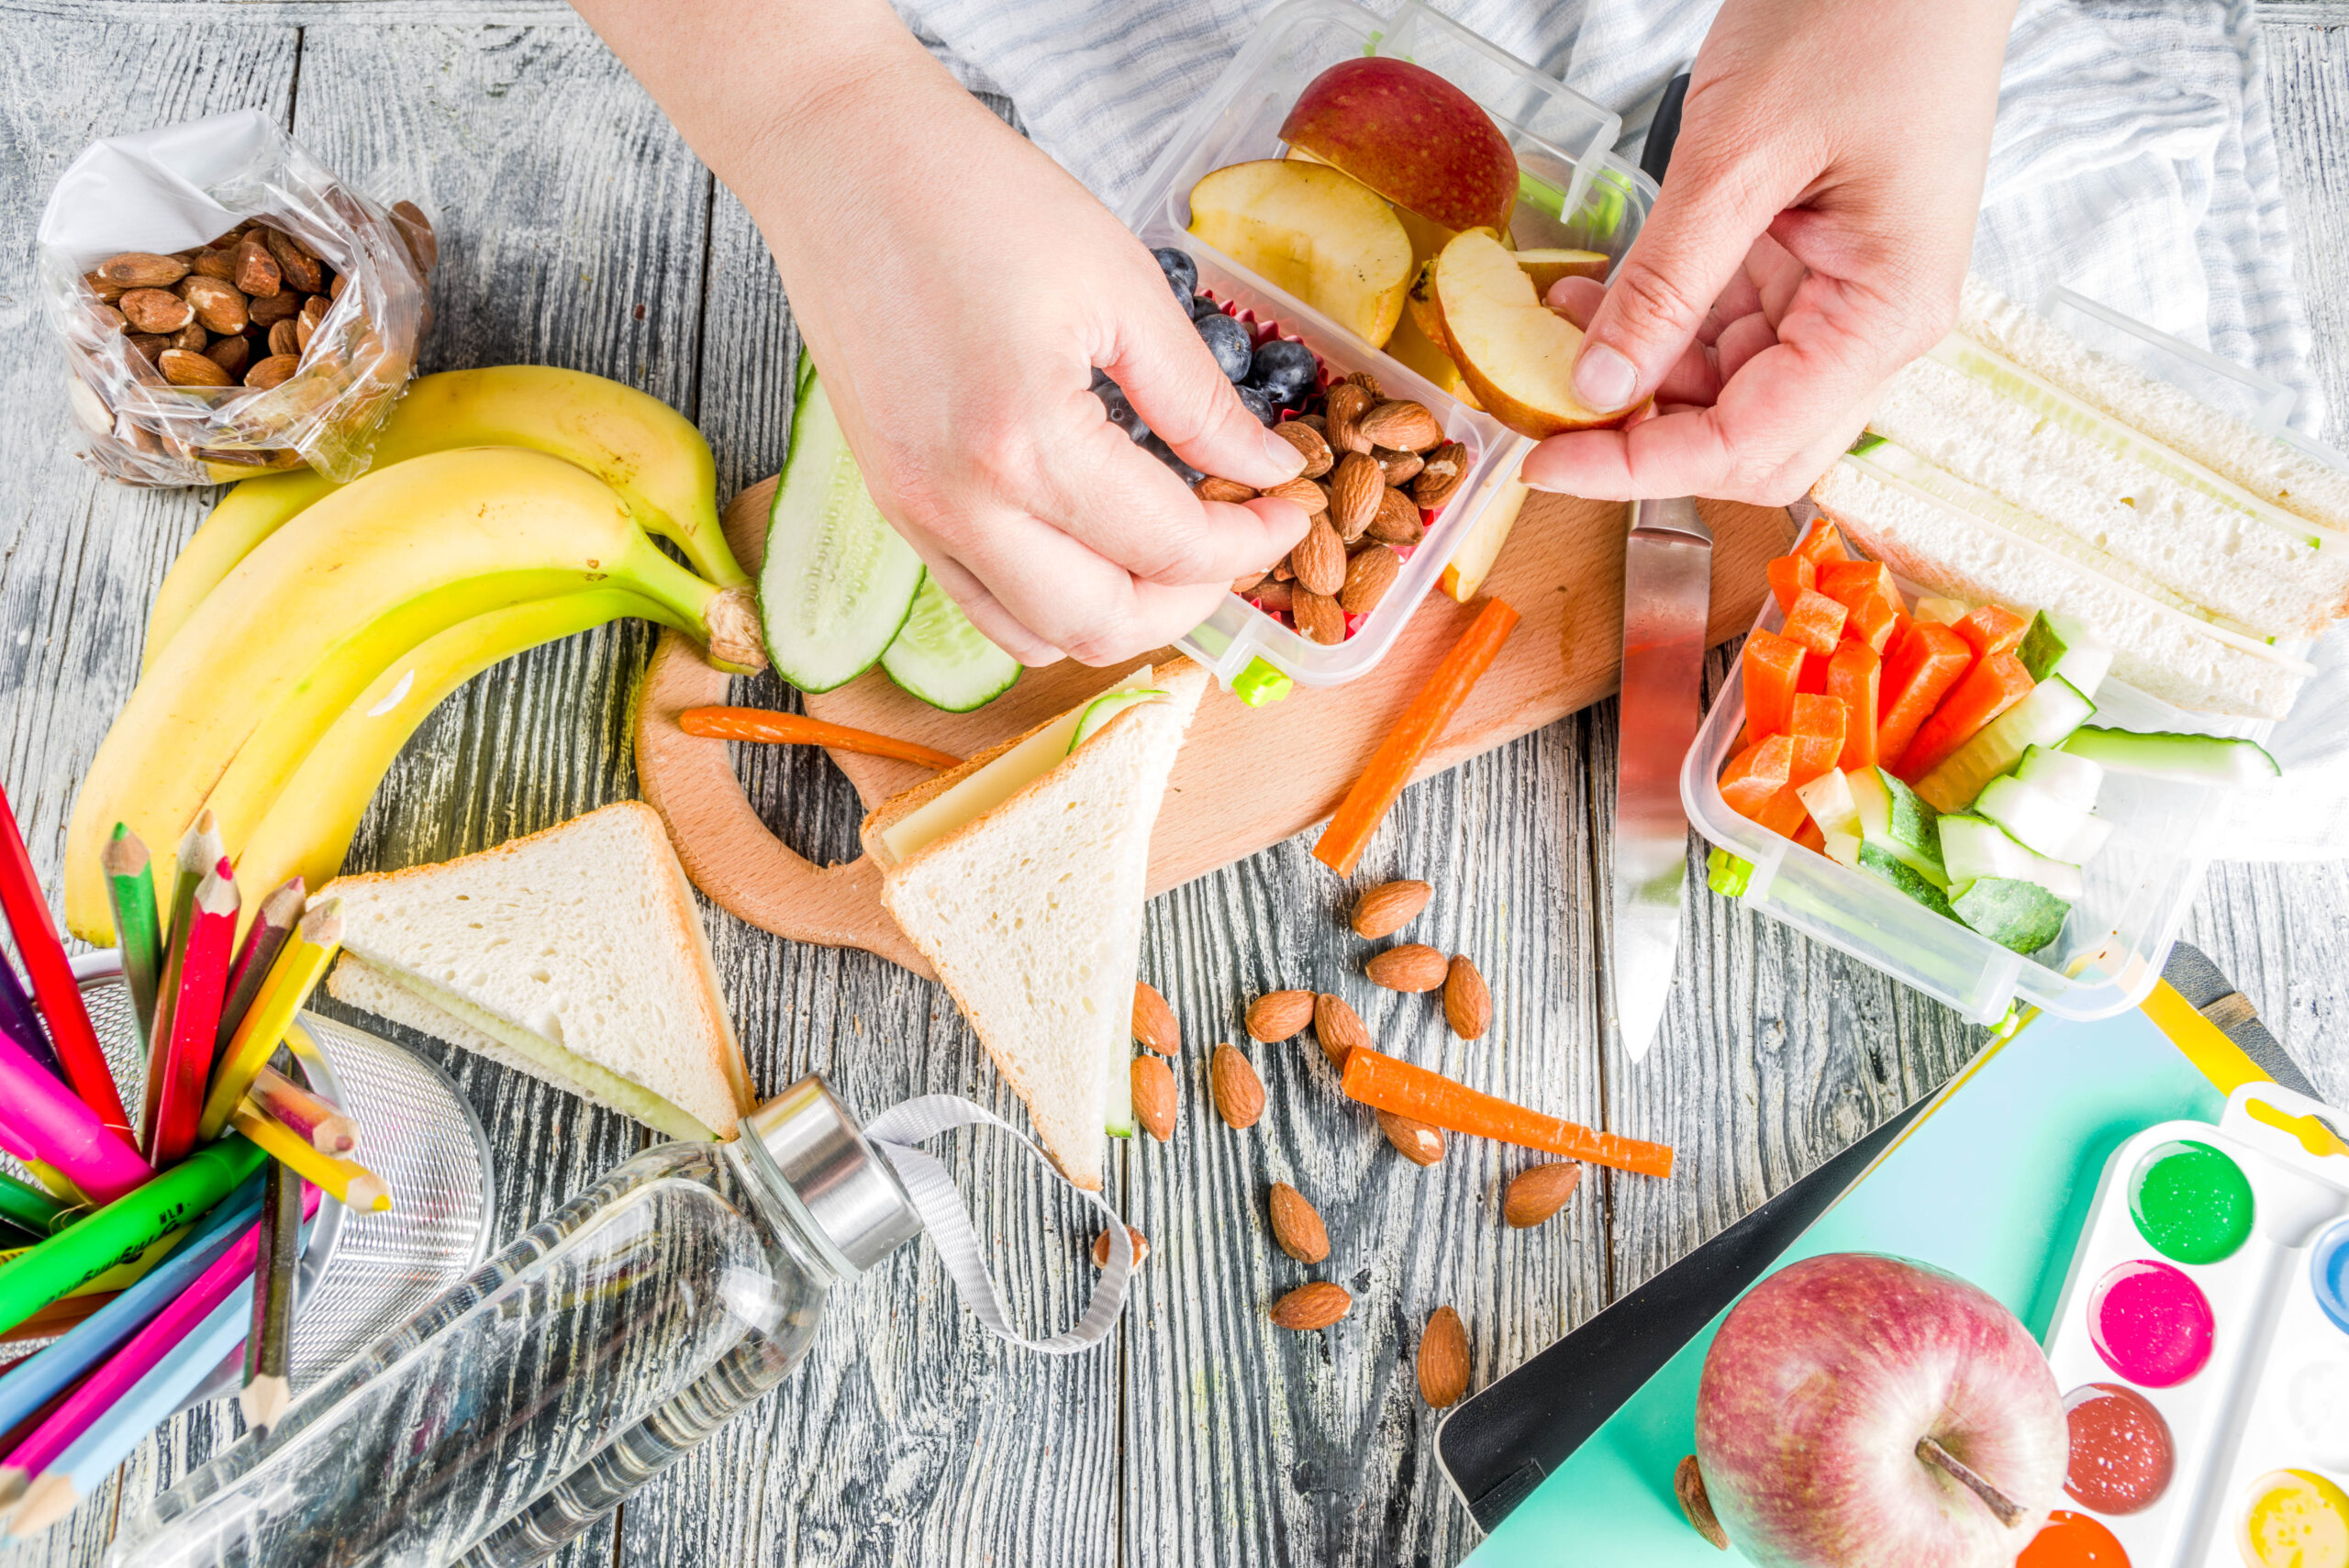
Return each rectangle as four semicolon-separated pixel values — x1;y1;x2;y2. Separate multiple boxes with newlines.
322;801;751;1141
863;659;1210;1192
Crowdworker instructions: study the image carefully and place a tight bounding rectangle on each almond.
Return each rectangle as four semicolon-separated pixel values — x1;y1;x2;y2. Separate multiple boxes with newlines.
1413;441;1469;509
1372;445;1424;486
1443;954;1491;1039
1261;475;1327;513
1341;370;1384;402
296;292;329;349
1366;943;1447;993
1418;1305;1470;1407
1232;566;1269;595
1245;989;1314;1041
87;302;127;335
96;251;189;289
1273;418;1333;479
1366;484;1426;547
158;348;230;388
250;288;300;328
330;271;348;301
1358;399;1443;453
1291;516;1346;597
268;318;300;360
1339;545;1398;615
1296;412;1327;433
263;226;324;294
118;288;195;334
178;274;249;335
1131;1054;1177;1141
206;335;252;378
1267;1182;1330;1263
1677;1456;1730;1551
82;271;125;302
190;249;239;283
1252;579;1294;616
1268;1280;1351;1330
1329;450;1382;541
1091;1225;1151;1269
1132;981;1179;1056
1312;993;1371;1069
1292;588;1344;645
1379;1110;1446;1165
1351;879;1432;940
1209;1043;1264;1129
169;321;208;353
1323;383;1373;454
235;237;282;298
126;333;166;365
1195;475;1257;505
393;198;440;272
1503;1162;1582;1229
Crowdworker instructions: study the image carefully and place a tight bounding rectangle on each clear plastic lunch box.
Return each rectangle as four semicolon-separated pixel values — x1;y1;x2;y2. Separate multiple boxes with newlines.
1123;0;1660;696
1681;295;2346;1025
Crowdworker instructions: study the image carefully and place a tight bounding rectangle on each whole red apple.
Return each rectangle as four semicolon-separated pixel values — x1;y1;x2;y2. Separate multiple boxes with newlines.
1693;1252;2065;1568
1279;57;1518;236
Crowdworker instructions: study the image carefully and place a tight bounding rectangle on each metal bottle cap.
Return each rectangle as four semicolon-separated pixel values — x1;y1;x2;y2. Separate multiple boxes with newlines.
742;1075;923;1274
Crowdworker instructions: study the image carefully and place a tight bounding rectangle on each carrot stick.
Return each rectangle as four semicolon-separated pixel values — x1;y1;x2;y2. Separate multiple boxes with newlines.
1341;1046;1675;1178
678;707;963;772
1314;598;1520;876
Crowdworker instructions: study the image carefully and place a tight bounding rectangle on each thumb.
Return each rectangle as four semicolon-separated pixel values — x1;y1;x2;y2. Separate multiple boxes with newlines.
1104;283;1307;491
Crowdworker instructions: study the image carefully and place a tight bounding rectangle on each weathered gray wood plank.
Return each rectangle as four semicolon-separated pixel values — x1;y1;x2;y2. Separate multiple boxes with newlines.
2267;21;2349;435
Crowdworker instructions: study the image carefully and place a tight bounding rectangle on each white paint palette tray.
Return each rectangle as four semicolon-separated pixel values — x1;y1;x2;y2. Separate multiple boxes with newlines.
2038;1083;2349;1568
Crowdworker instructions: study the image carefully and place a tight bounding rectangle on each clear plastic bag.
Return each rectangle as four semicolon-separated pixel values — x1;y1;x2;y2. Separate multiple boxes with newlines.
36;109;436;486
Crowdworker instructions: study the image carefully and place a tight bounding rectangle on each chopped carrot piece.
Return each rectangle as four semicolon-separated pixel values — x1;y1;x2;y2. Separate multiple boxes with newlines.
1783;589;1848;657
1753;785;1809;838
1817;560;1895;609
1876;621;1973;770
1844;595;1900;653
1314;598;1520;875
1826;642;1881;771
1795;817;1829;855
1766;556;1816;615
1794;521;1850;566
1954;604;2029;660
679;707;963;771
1797;651;1831;695
1341;1047;1674;1177
1787;694;1846;784
1720;734;1795;817
1896;651;2035;781
1742;628;1805;738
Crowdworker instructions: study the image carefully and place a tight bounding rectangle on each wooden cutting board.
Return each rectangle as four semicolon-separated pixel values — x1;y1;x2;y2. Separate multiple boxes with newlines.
635;480;1793;974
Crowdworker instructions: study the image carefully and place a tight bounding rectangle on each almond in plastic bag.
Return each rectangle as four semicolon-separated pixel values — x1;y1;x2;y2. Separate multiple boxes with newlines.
37;109;435;486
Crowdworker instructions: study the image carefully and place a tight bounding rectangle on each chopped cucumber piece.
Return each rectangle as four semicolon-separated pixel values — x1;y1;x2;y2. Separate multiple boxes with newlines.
1796;770;1860;837
1069;689;1167;752
881;575;1022;711
761;373;925;691
1848;766;1947;887
1911;675;2095;814
1913;597;1970;627
1820;828;1862;868
1706;849;1754;897
2017;611;2113;698
2061;727;2282;787
1859;840;1955;919
1976;775;2113;863
2015;744;2103;811
1951;877;2070;955
1939;814;2083;900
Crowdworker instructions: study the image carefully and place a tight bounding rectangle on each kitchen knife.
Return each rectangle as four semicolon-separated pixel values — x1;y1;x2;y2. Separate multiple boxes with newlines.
1606;497;1711;1062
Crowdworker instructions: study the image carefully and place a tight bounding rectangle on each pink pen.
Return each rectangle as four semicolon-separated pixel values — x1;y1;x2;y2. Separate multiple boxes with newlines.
0;1032;148;1207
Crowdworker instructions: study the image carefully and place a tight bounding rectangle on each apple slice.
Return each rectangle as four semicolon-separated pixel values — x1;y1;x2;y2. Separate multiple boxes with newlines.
1435;228;1633;438
1441;477;1529;602
1516;249;1610;296
1383;308;1485;411
1188;160;1414;349
1406;260;1450;354
1280;57;1519;236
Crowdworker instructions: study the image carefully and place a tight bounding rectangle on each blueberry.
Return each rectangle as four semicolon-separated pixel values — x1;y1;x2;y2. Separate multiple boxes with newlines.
1152;247;1197;310
1234;384;1277;428
1093;377;1151;443
1142;433;1203;485
1193;295;1226;322
1243;339;1319;407
1195;310;1253;382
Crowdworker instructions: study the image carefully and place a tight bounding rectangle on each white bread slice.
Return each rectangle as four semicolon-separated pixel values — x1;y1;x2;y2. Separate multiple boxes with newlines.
321;802;751;1141
1958;277;2349;540
863;660;1209;1191
1868;350;2349;639
1813;459;2310;719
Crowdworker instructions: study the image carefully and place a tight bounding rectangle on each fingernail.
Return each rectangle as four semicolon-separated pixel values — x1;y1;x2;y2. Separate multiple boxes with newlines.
1263;427;1308;477
1572;341;1639;411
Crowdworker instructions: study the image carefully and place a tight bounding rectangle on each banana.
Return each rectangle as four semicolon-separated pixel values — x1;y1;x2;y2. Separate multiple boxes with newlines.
68;446;763;941
142;366;745;671
224;590;662;913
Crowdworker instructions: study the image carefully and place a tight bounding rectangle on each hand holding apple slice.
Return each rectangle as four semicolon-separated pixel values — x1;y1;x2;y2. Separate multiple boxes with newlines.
1187;160;1414;348
1435;228;1641;439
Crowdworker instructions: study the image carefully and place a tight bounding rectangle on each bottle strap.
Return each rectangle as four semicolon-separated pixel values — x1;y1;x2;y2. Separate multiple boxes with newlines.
861;1095;1131;1354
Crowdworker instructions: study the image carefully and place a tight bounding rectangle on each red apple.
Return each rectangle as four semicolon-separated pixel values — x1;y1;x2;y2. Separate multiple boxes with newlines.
1693;1252;2066;1568
1279;57;1518;237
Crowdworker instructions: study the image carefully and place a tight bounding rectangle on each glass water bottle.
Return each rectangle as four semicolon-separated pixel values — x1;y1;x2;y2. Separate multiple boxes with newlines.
111;1077;924;1568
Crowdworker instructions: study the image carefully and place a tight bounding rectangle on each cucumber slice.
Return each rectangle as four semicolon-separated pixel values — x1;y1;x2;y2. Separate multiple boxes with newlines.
1976;775;2113;863
1859;840;1955;919
1940;814;2083;900
1913;597;1970;627
760;373;924;692
881;576;1021;712
1849;766;1947;887
1069;689;1167;752
2015;744;2103;811
1950;877;2070;955
1911;675;2095;814
2017;612;2113;698
2061;727;2282;787
1796;770;1860;836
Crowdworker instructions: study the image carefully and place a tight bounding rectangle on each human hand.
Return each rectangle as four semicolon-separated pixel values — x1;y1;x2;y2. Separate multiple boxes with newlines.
1520;0;2017;505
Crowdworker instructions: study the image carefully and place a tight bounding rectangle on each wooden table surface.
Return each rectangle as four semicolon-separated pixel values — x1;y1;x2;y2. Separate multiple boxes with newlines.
2;4;2343;1563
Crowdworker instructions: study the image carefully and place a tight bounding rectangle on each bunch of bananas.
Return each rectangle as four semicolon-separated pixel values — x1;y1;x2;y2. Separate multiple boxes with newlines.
66;367;763;943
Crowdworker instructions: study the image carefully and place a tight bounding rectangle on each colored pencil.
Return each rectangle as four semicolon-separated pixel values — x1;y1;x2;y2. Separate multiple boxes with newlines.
0;1134;264;1337
214;875;303;1060
142;817;228;1157
0;1027;150;1209
198;898;342;1142
141;869;239;1167
229;1102;388;1211
0;783;128;1136
101;826;162;1048
246;1063;356;1155
0;1296;115;1348
240;1161;300;1435
0;962;61;1083
0;1174;67;1240
2;1191;317;1537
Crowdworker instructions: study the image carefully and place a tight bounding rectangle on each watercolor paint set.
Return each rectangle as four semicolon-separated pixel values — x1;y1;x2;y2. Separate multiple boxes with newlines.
2037;1081;2349;1568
